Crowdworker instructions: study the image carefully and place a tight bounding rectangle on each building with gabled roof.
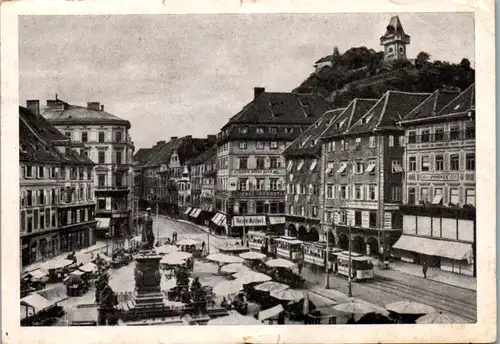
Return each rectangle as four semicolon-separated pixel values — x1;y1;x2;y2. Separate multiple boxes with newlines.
319;91;429;260
41;97;134;238
20;105;97;267
395;84;476;276
214;87;335;237
282;108;345;241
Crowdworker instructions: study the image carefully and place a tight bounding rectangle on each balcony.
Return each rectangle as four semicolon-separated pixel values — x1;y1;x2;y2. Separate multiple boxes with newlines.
95;185;130;195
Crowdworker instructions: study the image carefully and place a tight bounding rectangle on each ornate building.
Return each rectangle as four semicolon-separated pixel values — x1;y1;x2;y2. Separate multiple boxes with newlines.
20;104;96;267
42;97;134;238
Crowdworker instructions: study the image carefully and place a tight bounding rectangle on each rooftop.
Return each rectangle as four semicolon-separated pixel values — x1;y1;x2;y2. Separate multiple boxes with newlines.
438;83;475;115
187;144;217;166
400;89;461;123
380;15;410;43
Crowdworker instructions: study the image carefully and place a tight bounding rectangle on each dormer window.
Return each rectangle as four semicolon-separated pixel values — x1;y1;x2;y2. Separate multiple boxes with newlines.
337;162;348;174
309;159;317;171
269;127;277;133
287;161;294;172
239;126;248;134
296;160;304;172
256;127;264;134
325;162;334;174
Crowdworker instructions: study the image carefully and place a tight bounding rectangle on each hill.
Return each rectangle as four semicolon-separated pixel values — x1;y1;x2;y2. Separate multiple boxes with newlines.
293;47;475;107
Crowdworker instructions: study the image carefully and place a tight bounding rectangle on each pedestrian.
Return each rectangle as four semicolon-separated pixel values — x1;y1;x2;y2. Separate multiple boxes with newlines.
422;261;428;279
202;241;206;252
298;261;303;275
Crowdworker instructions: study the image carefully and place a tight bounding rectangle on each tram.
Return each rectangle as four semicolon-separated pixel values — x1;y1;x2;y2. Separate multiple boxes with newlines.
246;231;278;256
302;242;342;271
273;236;303;262
333;251;374;281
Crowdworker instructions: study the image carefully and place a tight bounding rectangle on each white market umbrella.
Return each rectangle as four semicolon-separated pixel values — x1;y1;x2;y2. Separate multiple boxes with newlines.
254;281;289;293
160;255;186;266
207;253;244;264
79;262;97;273
265;258;296;269
213;280;243;296
386;301;436;315
416;311;468;324
42;258;73;270
220;263;251;274
233;271;272;285
162;277;194;290
155;245;180;255
177;239;199;246
270;288;304;302
169;251;193;260
28;269;49;280
239;252;266;260
333;300;384;315
208;311;263;325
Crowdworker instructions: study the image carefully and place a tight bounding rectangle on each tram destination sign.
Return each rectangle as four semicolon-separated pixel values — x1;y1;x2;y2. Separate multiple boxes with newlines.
420;173;459;181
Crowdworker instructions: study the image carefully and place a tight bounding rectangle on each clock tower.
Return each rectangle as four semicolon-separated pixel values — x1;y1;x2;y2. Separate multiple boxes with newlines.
380;16;410;62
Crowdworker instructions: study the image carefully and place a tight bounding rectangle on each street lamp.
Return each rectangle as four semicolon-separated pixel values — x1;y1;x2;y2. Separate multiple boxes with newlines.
348;221;353;297
325;226;331;289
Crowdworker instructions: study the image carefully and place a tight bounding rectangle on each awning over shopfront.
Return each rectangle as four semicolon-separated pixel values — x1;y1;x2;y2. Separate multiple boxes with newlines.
184;207;193;215
269;216;286;225
201;204;214;213
96;217;110;230
211;213;226;227
393;235;473;262
190;208;202;218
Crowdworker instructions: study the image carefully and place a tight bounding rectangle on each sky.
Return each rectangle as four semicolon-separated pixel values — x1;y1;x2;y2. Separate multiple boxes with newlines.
19;13;475;150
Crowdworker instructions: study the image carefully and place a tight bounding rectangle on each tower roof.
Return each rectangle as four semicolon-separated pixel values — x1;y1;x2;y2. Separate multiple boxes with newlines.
380;15;410;45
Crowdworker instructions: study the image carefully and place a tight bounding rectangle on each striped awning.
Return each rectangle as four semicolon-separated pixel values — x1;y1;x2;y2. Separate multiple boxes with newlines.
190;208;202;218
184;207;193;215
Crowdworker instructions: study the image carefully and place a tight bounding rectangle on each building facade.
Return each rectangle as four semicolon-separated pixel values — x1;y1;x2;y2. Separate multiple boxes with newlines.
20;104;97;267
282;108;346;242
320;93;429;258
395;85;476;276
41;98;134;238
214;87;335;237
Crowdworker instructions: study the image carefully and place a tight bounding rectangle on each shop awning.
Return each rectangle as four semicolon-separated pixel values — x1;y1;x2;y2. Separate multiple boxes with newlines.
437;241;473;262
217;214;227;227
96;217;110;229
211;213;222;224
191;208;202;218
258;304;284;321
392;235;469;259
269;216;286;225
184;207;193;215
21;293;53;312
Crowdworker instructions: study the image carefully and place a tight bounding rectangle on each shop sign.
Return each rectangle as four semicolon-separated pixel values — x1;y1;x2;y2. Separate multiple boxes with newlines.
420;173;459;181
233;190;285;198
232;216;266;227
269;216;286;225
237;169;284;175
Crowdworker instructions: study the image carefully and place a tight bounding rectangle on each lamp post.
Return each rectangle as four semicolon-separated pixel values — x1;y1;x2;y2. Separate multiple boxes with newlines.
325;226;330;289
156;203;160;244
348;221;353;297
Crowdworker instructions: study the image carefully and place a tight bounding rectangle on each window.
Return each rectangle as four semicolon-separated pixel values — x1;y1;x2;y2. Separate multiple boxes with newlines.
51;189;56;205
256;157;265;169
388;135;395;147
421;188;429;203
466;189;475;206
65;131;71;139
115;131;122;143
355;137;362;148
98;131;105;142
339;185;347;199
25;165;33;178
98;175;106;187
270;179;278;191
421;156;430;171
450;154;460;170
354;161;364;174
40;212;45;229
327;141;336;152
286;161;293;172
300;206;305;216
450;126;460;140
365;159;376;173
337;162;348;174
326;184;334;199
115;150;123;165
270;157;279;168
309;160;317;171
368;185;377;200
449;188;459;205
51;213;56;227
270;141;278;149
465;123;475;139
239;141;247;149
369;136;376;148
296;160;304;171
256;127;264;134
239;126;248;134
408;157;416;171
391;160;403;173
399;135;405;147
369;212;377;227
466;153;475;170
354;184;362;200
81;132;88;142
420;130;430;143
269;127;277;133
408;188;416;204
256;141;264;150
238;178;247;191
324;211;332;223
256;178;265;190
354;211;362;226
432;188;443;205
391;186;402;202
312;206;318;217
343;140;349;151
256;201;265;214
338;211;347;224
38;190;45;205
238;157;248;169
308;184;314;195
325;162;334;174
435;155;444;171
434;127;444;141
37;166;45;178
98;151;106;164
98;199;106;210
408;131;416;144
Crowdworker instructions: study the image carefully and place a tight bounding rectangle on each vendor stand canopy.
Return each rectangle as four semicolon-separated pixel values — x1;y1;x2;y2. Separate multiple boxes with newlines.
333;299;387;316
392;235;473;263
233;270;272;285
220;263;251;274
162;277;194;290
79;262;97;273
21;293;53;320
213;280;243;296
207;253;244;264
160;255;187;266
270;288;304;302
208;310;263;325
27;269;48;280
37;284;68;304
385;301;436;315
254;281;289;293
265;258;296;269
239;251;266;260
416;311;468;324
155;245;180;255
177;239;199;246
41;258;73;270
258;304;285;322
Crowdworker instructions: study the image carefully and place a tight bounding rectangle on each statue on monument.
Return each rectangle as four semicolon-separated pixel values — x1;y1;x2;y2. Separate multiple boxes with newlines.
141;207;155;250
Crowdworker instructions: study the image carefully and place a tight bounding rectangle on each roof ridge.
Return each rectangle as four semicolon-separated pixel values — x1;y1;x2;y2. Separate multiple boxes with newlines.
438;83;475;115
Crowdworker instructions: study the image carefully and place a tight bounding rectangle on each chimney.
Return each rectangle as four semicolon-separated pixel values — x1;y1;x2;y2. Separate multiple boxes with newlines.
87;102;100;111
100;105;104;111
26;100;40;116
157;140;166;145
254;87;265;99
170;136;178;141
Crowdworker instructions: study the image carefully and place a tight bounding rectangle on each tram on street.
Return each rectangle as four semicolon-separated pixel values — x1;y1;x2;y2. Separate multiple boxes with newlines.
273;236;303;262
333;251;374;281
247;231;278;256
302;242;342;271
